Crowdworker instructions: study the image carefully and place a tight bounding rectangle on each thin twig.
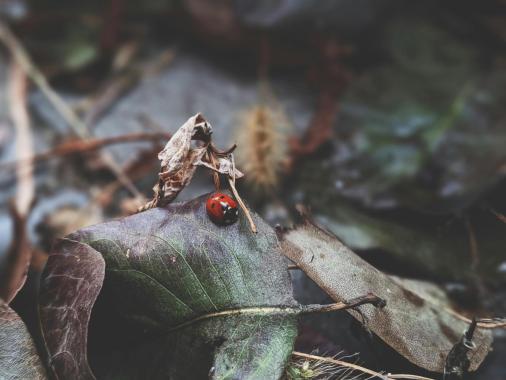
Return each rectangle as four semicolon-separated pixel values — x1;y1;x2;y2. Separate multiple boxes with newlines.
292;352;435;380
299;293;385;314
0;131;171;172
0;61;33;303
445;309;506;329
228;176;257;233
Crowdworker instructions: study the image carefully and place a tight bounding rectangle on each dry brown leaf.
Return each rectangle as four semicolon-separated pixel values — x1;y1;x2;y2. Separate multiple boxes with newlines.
278;218;493;373
141;113;212;210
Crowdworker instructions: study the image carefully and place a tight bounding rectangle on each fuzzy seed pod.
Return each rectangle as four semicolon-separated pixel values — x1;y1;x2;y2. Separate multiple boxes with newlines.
235;105;290;191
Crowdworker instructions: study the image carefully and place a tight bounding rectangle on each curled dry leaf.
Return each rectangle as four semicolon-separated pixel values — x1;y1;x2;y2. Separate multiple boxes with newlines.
0;299;47;379
39;194;297;379
140;114;241;204
141;113;212;210
278;217;493;373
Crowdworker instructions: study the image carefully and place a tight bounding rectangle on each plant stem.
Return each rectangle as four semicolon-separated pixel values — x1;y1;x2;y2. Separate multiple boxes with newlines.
168;293;384;332
228;176;257;233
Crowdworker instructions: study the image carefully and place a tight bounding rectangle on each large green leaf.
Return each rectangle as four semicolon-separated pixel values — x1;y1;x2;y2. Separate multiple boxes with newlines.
39;193;298;379
0;299;47;379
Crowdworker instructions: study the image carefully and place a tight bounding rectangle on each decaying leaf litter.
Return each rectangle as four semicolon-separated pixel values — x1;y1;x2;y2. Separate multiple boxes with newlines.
21;118;499;379
0;2;502;380
37;116;384;379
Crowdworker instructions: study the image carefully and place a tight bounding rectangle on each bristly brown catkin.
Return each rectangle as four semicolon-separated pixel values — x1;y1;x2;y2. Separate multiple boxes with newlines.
235;105;290;190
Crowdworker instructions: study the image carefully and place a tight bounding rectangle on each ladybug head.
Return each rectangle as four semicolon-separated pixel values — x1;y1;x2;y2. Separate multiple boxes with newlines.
221;202;239;225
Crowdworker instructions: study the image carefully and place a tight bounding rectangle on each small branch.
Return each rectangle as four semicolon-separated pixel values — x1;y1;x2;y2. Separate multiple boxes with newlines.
300;293;386;315
473;317;506;329
345;293;387;309
0;132;171;172
287;264;299;270
292;352;435;380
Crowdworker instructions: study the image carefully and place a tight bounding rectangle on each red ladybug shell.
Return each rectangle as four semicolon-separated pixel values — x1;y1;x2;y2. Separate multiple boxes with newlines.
206;193;239;225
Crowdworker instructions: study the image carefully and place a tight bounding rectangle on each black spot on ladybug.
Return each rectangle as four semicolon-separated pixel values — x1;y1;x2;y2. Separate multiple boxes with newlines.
211;203;215;208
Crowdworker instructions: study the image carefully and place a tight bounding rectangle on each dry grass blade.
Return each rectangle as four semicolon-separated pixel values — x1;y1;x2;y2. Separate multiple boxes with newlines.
291;352;436;380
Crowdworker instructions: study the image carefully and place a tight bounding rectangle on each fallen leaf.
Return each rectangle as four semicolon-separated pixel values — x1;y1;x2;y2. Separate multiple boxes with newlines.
0;299;47;379
155;114;212;203
278;217;493;373
39;193;298;379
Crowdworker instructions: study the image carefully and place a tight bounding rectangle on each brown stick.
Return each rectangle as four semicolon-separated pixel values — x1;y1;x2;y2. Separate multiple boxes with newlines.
299;293;386;314
0;132;171;172
228;176;257;233
0;62;34;303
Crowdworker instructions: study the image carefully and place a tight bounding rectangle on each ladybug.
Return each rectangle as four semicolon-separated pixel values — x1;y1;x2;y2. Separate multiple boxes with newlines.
206;193;239;225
